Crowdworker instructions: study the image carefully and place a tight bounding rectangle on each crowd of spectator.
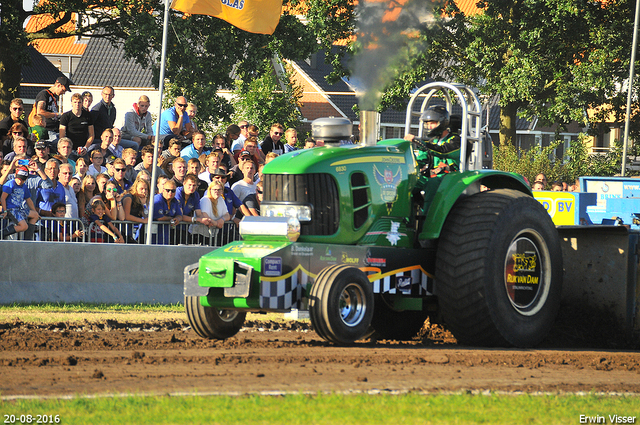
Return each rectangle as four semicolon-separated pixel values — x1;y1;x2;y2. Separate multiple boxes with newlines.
530;173;581;192
0;79;307;245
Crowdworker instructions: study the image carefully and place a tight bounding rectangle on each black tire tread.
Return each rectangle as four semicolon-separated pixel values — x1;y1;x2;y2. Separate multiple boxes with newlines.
185;295;246;340
436;189;562;347
309;264;373;344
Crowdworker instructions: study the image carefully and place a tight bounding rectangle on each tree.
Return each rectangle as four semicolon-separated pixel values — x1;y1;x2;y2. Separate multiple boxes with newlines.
0;0;156;118
376;0;637;145
228;59;303;136
0;0;356;121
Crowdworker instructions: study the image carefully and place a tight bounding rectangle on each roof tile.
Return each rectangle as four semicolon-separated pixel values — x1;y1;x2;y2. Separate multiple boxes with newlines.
72;36;154;88
26;13;87;56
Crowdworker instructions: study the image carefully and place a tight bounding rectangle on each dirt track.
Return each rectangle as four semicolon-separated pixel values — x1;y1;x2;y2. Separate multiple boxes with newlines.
1;317;639;398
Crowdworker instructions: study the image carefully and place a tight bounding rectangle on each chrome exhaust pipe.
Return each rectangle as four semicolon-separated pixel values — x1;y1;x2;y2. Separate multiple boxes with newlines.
360;110;380;146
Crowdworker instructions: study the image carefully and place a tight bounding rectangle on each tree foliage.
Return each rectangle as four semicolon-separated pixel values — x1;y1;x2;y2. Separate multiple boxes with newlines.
0;0;156;117
378;0;638;145
492;134;638;187
227;59;303;137
0;0;355;122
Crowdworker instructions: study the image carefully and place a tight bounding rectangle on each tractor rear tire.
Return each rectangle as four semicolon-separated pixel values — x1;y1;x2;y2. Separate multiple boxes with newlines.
435;189;562;347
369;294;429;340
309;264;374;344
184;295;246;340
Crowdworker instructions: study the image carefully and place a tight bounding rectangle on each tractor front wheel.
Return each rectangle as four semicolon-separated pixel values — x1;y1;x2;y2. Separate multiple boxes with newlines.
185;295;246;340
309;265;374;344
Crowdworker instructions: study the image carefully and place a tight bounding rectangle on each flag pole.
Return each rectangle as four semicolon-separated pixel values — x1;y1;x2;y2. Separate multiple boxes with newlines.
622;0;640;176
146;0;171;244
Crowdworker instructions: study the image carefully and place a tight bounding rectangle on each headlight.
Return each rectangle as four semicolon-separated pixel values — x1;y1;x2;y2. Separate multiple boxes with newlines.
240;216;300;242
261;203;312;222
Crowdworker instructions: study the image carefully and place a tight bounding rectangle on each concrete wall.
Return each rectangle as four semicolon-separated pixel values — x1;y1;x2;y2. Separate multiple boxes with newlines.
0;241;213;304
2;228;638;337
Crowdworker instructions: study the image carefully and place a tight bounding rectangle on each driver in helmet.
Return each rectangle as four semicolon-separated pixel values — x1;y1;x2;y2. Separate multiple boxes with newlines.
404;105;465;177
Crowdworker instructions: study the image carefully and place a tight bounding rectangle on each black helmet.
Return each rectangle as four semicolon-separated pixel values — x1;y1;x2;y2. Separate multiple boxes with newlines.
420;105;450;138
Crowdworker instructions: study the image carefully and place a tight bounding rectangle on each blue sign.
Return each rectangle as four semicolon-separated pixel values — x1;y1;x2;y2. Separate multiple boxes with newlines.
263;257;282;277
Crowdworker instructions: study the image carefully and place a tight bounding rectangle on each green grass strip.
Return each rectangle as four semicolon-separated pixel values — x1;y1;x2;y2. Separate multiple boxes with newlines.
1;393;638;425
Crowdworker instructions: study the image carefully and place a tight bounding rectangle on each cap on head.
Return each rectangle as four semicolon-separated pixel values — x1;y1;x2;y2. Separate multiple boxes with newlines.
55;76;72;92
211;168;228;178
16;166;29;179
35;141;47;150
240;150;251;158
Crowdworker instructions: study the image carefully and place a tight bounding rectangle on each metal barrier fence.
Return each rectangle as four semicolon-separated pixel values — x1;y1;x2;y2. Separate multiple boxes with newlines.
0;216;240;247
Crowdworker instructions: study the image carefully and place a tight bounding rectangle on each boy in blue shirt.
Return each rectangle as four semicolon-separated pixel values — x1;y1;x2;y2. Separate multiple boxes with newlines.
1;166;40;238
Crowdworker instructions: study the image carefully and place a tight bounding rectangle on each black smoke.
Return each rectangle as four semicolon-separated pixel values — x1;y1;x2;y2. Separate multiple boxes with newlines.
351;0;442;110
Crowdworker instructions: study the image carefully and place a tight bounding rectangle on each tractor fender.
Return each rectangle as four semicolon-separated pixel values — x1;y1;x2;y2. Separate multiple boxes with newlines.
419;170;531;241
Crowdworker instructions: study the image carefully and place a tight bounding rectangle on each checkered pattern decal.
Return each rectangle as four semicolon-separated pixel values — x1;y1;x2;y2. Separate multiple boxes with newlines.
370;267;433;296
260;269;309;310
259;265;433;310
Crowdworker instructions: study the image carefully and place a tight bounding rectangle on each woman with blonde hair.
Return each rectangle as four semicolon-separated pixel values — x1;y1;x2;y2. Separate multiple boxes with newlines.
122;177;150;242
77;174;98;219
191;180;229;245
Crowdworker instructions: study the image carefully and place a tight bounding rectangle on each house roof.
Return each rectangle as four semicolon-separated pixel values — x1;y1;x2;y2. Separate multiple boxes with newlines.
456;0;483;15
26;13;87;56
291;50;541;133
72;36;155;88
20;46;68;99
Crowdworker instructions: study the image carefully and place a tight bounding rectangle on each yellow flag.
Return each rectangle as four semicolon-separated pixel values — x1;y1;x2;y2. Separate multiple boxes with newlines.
171;0;283;35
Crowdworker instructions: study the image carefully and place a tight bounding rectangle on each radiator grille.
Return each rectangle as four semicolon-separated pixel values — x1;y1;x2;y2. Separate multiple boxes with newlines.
263;173;340;236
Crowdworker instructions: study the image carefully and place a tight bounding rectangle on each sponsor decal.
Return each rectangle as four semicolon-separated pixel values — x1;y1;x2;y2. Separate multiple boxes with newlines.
512;252;537;273
263;257;282;277
320;246;338;262
341;252;360;265
386;221;402;246
364;250;387;268
374;165;402;214
224;244;274;253
397;276;412;291
330;156;406;166
506;252;540;286
291;245;314;257
505;242;543;308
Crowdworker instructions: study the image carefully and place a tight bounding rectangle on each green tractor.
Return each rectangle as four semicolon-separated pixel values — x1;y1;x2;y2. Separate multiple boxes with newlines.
184;82;563;347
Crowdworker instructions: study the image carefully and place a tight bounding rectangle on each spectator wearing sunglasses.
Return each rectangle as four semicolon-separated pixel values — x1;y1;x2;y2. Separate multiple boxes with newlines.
33;141;53;172
1;99;29;150
241;180;263;217
157;96;193;147
152;179;183;245
101;180;125;221
261;123;285;156
231;120;249;152
109;158;132;194
3;123;32;159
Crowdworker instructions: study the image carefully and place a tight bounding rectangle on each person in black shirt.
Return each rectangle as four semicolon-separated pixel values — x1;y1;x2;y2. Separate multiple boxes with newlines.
1;99;28;146
261;123;285;155
91;86;116;140
34;76;71;141
59;93;94;154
